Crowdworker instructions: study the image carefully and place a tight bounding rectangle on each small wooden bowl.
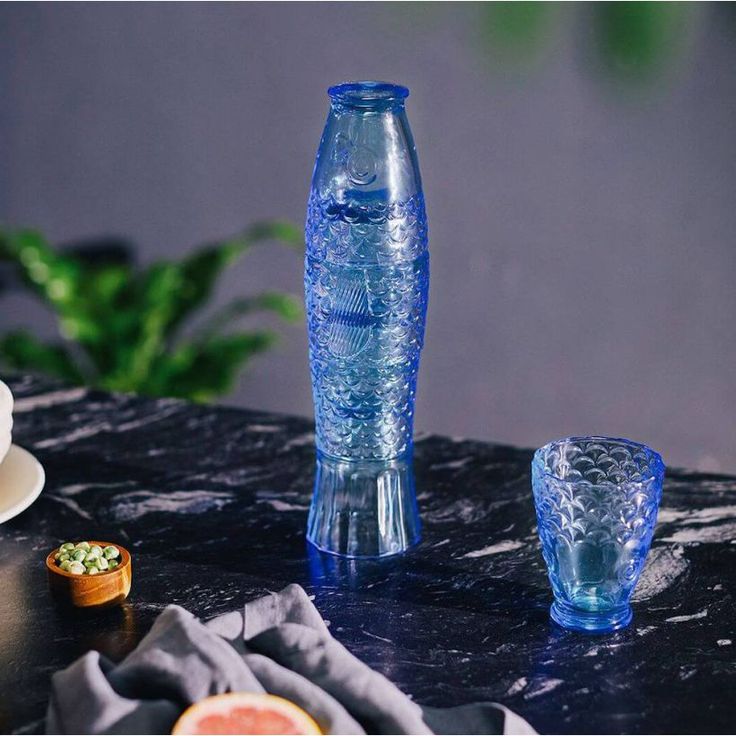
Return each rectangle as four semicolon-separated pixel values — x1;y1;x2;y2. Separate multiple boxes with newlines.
46;541;132;609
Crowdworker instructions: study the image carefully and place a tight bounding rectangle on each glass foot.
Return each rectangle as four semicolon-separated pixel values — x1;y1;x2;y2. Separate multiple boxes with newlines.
551;600;633;633
306;453;421;558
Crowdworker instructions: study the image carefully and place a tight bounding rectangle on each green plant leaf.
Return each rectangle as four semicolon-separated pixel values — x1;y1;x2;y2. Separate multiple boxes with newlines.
0;331;84;383
0;228;85;311
0;222;301;401
196;292;303;339
240;220;303;249
167;220;304;338
103;263;183;392
0;227;136;376
482;2;552;61
140;331;276;401
87;264;132;304
595;2;689;80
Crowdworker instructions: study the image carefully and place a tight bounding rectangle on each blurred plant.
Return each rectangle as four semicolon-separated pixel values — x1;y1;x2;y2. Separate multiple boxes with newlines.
0;223;303;401
594;2;690;81
481;1;693;83
482;2;554;64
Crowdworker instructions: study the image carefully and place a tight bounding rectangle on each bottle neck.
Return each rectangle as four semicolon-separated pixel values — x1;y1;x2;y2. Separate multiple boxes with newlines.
328;81;409;114
330;99;406;115
311;81;421;204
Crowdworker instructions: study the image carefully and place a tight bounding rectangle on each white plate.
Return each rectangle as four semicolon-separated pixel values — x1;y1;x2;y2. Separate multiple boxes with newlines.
0;379;14;465
0;445;46;524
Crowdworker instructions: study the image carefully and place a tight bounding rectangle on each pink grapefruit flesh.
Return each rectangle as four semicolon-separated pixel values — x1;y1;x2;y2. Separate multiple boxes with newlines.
172;693;321;735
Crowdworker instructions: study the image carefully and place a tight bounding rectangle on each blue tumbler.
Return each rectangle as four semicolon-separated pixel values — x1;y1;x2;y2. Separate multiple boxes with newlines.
532;437;665;632
305;82;429;557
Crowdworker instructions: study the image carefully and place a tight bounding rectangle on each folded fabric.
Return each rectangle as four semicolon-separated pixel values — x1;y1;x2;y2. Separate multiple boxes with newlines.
47;584;535;735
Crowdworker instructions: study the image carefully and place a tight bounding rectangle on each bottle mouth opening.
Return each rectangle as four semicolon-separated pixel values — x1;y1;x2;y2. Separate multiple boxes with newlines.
328;81;409;110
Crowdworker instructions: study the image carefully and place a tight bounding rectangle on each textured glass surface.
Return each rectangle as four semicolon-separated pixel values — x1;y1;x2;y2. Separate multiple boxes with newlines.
532;437;665;632
305;82;428;557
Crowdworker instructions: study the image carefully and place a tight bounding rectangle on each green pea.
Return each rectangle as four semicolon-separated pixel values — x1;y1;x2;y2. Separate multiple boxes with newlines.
103;545;120;560
56;541;125;574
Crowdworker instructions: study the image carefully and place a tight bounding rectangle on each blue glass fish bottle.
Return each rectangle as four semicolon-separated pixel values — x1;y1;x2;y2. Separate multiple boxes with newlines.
305;81;429;558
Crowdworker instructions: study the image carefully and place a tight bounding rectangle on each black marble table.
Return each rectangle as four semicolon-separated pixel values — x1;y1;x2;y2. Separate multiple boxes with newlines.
1;374;735;734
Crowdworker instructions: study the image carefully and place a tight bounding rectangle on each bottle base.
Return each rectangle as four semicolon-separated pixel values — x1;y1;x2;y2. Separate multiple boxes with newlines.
550;599;633;633
306;453;421;558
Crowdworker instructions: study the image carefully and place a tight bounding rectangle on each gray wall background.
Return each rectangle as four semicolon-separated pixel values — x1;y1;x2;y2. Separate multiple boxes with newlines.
1;3;735;472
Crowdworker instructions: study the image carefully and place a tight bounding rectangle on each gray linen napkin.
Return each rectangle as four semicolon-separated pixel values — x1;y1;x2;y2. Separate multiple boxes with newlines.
47;584;535;735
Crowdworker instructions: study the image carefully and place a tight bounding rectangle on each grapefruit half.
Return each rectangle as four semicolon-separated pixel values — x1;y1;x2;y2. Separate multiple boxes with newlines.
172;693;321;735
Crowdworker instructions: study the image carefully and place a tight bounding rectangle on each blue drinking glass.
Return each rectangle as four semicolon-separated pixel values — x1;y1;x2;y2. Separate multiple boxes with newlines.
304;82;429;558
532;436;665;632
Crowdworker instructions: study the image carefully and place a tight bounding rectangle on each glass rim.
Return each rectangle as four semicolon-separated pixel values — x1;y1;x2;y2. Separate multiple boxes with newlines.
533;435;665;485
328;81;409;108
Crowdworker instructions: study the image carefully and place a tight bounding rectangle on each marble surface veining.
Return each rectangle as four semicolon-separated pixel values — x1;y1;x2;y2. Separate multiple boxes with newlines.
1;375;735;734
